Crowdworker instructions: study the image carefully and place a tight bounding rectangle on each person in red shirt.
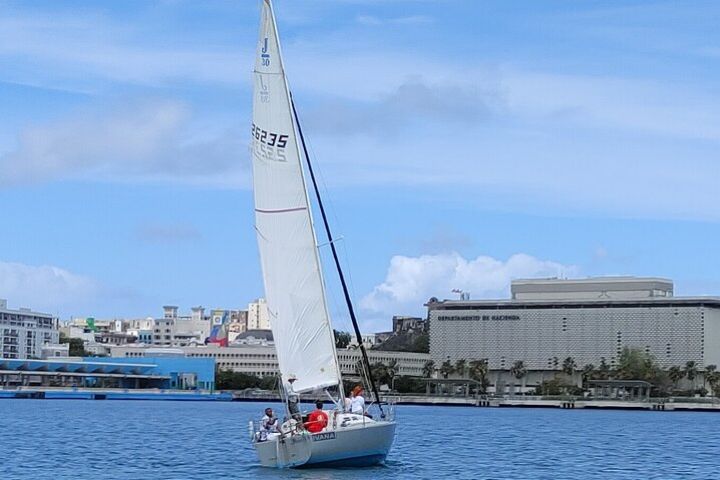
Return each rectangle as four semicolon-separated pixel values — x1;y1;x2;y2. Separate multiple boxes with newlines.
304;401;329;433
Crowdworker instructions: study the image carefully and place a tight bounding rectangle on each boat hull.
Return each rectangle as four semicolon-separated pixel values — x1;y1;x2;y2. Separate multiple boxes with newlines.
254;419;396;468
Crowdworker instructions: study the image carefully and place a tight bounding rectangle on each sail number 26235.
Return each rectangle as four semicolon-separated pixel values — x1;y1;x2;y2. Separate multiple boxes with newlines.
252;123;288;148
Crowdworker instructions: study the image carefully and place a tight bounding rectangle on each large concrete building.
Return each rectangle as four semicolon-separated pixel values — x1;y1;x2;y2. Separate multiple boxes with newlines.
0;300;59;359
111;344;430;379
429;277;720;374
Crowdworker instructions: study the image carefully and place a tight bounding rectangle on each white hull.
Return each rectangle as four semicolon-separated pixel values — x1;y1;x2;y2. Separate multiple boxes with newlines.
254;416;396;468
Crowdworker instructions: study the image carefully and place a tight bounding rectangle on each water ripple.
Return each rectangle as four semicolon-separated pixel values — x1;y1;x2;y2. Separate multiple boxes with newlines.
1;400;719;479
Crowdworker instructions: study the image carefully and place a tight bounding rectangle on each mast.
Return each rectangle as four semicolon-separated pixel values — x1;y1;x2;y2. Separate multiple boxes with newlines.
290;98;385;417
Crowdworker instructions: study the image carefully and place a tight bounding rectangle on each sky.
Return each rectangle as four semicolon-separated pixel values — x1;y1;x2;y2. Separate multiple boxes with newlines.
1;0;719;332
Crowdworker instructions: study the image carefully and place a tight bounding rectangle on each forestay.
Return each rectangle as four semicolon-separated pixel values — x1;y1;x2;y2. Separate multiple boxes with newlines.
251;0;342;394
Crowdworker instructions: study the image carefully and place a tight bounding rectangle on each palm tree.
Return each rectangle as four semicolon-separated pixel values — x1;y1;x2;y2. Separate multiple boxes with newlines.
439;359;455;379
562;357;577;379
371;362;388;386
581;364;595;389
509;360;527;395
422;360;435;378
685;361;699;391
707;371;720;398
704;364;717;392
469;359;490;393
552;356;559;370
386;359;399;388
668;366;683;390
455;359;467;379
598;357;610;380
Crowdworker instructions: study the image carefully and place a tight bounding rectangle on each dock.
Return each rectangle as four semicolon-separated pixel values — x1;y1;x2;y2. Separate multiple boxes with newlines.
0;387;233;401
482;396;720;411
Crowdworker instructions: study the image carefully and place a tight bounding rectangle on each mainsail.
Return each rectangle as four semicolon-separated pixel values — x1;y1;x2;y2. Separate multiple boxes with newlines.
251;0;342;394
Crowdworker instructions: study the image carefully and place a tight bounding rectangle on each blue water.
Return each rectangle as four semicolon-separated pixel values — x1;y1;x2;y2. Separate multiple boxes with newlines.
1;400;719;479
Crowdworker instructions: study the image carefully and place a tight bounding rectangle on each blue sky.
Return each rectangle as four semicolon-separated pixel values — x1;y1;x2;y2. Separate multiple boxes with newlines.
1;0;719;331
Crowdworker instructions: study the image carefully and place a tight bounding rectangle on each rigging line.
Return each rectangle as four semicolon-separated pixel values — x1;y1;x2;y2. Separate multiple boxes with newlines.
301;112;360;326
290;93;385;418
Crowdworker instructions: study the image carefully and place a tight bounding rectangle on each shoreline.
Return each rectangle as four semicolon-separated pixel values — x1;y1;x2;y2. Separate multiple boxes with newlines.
4;387;719;411
0;387;232;401
234;392;720;412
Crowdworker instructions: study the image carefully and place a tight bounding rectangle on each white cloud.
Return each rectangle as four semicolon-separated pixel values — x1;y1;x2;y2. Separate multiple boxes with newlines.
0;261;99;315
290;56;720;221
288;46;720;142
0;99;248;187
0;12;247;89
361;252;577;317
501;70;720;142
302;77;496;135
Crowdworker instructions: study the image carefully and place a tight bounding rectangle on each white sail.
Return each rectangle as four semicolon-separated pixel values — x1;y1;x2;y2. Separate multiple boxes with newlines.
251;0;342;394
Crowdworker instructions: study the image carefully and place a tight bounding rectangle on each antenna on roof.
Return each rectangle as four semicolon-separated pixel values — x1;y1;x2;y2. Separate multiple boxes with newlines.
452;289;470;300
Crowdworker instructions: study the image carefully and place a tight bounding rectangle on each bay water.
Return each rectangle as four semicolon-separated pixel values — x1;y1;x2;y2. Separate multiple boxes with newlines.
1;399;718;479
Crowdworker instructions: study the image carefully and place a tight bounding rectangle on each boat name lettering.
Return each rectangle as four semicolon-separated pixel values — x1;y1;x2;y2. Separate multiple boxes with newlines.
312;432;336;442
438;314;520;321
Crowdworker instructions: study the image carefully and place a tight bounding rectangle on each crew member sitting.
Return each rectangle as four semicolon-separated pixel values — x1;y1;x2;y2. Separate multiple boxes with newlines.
304;400;329;433
258;407;279;441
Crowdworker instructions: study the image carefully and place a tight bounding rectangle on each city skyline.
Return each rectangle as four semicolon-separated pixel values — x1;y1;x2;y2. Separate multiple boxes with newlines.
1;0;719;332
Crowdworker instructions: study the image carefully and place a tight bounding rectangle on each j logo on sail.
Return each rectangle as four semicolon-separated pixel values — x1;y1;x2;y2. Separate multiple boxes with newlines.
261;37;270;66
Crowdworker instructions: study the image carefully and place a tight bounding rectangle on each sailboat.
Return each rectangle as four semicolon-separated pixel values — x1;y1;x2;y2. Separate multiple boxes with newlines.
249;0;397;469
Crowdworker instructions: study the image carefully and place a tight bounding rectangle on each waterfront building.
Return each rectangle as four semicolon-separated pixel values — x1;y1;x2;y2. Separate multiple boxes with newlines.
96;331;137;346
428;277;720;392
152;317;176;346
0;299;59;359
111;344;430;379
228;321;248;343
247;298;270;330
0;355;215;390
228;310;249;342
84;343;111;356
232;329;274;347
349;333;378;349
373;331;395;347
127;328;153;344
62;306;247;349
41;343;69;359
127;317;155;331
393;316;427;334
153;306;212;346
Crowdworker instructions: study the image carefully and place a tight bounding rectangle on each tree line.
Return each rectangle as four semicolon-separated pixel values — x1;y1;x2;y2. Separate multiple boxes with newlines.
215;369;278;391
423;347;720;397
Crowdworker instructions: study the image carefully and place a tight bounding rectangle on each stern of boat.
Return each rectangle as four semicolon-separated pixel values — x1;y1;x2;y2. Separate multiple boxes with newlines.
253;430;312;468
303;413;397;467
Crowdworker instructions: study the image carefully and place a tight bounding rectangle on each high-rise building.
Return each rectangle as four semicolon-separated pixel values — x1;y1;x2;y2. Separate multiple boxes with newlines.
0;299;59;359
247;298;270;330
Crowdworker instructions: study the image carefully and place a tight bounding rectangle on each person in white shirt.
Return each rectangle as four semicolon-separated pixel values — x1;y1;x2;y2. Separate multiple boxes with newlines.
285;374;301;422
350;385;365;415
258;407;279;441
262;407;279;432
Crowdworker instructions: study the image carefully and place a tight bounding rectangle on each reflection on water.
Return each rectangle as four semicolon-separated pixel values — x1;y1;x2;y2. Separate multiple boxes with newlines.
2;399;719;479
